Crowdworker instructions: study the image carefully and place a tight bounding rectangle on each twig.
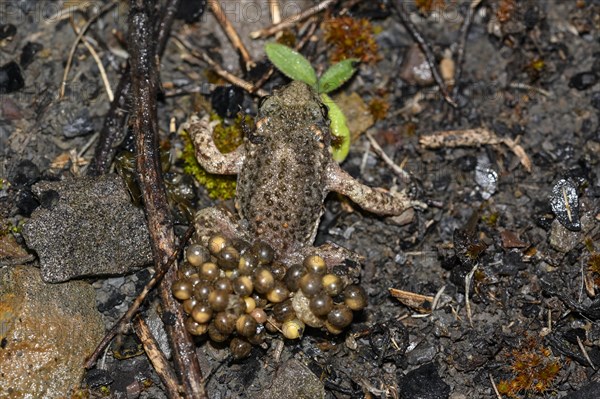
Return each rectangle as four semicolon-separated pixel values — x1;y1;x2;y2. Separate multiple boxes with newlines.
365;131;411;183
84;226;194;369
452;0;482;98
393;1;457;108
133;315;183;398
508;82;553;98
489;374;503;399
69;17;114;102
465;264;478;327
174;34;269;97
128;2;205;398
208;0;254;70
419;128;532;172
60;1;118;99
576;336;596;370
250;0;338;39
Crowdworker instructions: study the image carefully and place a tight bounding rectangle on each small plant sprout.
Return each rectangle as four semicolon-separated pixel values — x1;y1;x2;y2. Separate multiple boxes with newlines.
264;42;358;162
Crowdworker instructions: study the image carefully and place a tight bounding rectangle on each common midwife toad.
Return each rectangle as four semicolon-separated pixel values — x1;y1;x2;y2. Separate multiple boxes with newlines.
188;81;417;267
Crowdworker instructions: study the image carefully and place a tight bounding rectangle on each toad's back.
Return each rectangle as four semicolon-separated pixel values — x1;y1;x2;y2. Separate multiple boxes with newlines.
236;82;331;256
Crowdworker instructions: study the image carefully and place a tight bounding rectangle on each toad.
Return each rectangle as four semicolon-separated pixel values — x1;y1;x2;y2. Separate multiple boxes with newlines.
188;81;419;267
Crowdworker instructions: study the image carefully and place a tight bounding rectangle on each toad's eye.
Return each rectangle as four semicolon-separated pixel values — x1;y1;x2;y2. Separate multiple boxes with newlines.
258;95;269;109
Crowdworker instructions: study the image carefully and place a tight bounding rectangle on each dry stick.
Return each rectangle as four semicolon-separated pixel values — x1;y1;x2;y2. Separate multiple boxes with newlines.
84;226;194;369
133;315;183;398
208;0;254;70
452;0;482;99
60;1;118;99
250;0;338;39
88;0;181;176
365;131;411;183
393;1;457;108
174;35;269;97
128;2;205;398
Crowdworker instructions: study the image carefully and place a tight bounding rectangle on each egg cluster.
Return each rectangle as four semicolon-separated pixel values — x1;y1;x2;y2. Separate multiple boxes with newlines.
171;235;367;358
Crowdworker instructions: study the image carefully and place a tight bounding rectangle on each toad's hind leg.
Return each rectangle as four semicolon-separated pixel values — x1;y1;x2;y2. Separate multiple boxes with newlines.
193;206;248;248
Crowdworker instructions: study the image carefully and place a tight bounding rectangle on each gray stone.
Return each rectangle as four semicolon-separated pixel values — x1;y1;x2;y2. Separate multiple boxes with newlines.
0;265;105;398
256;359;325;399
549;213;594;253
22;174;153;282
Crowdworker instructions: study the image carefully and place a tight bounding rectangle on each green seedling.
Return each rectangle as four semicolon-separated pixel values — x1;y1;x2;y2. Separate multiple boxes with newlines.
265;42;358;162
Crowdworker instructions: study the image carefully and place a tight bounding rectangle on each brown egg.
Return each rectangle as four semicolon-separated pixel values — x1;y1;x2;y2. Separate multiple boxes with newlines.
253;267;275;294
214;311;236;334
324;320;344;335
231;238;251;254
299;273;323;298
214;277;233;293
309;292;333;317
252;293;268;308
243;296;256;313
252;241;274;265
218;246;240;271
250;308;267;324
247;327;266;345
193;281;213;302
264;316;281;334
282;319;305;339
208;322;229;342
343;285;367;311
284;264;305;292
327;304;353;329
185;317;208;336
266;281;290;303
270;262;286;281
230;337;252;359
208;235;229;255
186;243;211;266
273;300;296;322
303;255;326;275
172;279;193;301
232;276;254;297
199;262;220;282
238;253;258;275
191;303;213;324
236;314;258;337
208;289;229;312
187;273;201;287
227;294;246;316
182;297;199;314
322;273;343;296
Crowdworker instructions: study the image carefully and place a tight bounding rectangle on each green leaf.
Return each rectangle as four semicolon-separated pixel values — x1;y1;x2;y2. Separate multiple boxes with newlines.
321;93;350;162
317;59;359;94
265;43;317;87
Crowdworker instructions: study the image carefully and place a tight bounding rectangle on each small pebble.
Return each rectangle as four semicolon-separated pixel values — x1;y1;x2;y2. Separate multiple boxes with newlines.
569;71;598;91
0;61;24;94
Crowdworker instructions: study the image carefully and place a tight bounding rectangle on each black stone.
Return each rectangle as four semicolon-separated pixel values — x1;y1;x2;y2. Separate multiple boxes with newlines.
564;382;600;399
85;368;114;388
398;363;450;399
591;91;600;110
9;160;40;187
0;24;16;40
175;0;207;23
62;108;95;138
20;42;43;69
0;61;24;94
569;72;598;91
211;85;244;118
97;289;126;312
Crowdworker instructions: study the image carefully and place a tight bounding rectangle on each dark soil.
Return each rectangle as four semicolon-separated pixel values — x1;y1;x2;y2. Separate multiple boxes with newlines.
2;1;600;398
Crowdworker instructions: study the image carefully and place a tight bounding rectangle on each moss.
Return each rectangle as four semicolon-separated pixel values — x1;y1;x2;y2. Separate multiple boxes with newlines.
322;17;380;64
368;97;390;121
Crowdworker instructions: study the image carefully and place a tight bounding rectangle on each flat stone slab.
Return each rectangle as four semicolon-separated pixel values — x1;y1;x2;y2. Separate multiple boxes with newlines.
22;174;153;282
0;265;104;398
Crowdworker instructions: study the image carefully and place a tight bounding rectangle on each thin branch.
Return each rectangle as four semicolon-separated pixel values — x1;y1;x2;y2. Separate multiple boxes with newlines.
365;131;411;183
452;0;482;98
393;1;457;108
250;0;338;39
88;0;181;176
60;1;118;99
209;0;255;70
84;226;194;369
128;1;205;398
133;315;183;398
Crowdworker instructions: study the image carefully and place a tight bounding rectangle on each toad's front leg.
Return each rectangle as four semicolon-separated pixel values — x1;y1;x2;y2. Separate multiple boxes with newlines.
325;162;425;216
194;205;249;248
187;114;245;174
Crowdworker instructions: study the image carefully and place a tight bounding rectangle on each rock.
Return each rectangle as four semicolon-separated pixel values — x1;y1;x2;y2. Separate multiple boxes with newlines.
399;45;434;87
19;41;43;69
564;382;600;399
0;265;104;398
257;359;325;399
0;61;24;94
398;363;450;399
22;174;153;282
549;213;594;253
569;72;598;91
